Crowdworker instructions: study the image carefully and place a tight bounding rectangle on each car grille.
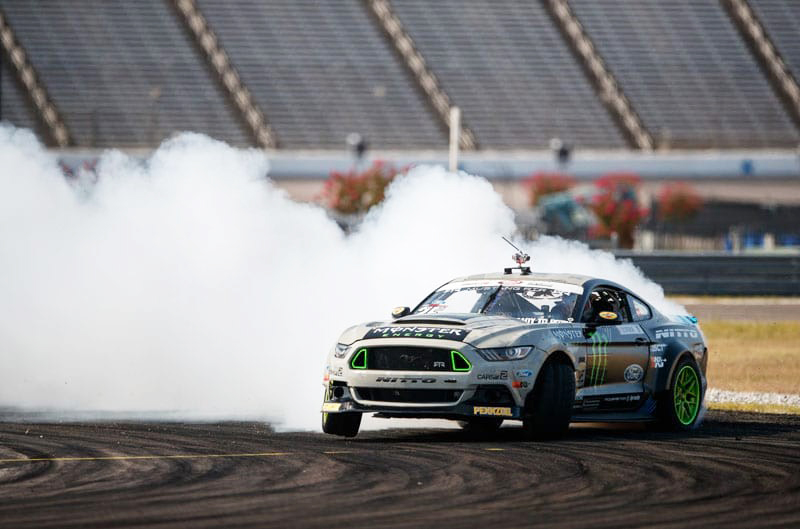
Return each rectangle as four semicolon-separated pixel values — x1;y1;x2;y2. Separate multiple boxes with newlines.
354;388;463;403
366;346;455;371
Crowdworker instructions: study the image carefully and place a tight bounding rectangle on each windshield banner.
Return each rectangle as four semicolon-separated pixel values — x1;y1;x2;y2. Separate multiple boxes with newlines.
439;280;583;294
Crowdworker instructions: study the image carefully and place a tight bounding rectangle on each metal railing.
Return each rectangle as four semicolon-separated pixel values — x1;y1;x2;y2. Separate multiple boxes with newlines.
546;0;654;151
0;8;71;146
172;0;277;148
365;0;477;150
722;0;800;129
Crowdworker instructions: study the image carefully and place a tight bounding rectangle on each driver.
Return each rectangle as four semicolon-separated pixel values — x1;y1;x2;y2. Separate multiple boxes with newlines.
550;293;577;320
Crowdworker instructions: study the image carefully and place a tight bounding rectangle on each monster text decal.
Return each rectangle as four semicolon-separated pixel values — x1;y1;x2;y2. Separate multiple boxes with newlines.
551;328;584;342
364;326;468;341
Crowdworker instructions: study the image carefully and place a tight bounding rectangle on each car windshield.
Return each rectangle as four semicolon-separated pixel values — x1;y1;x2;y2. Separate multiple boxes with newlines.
413;279;582;322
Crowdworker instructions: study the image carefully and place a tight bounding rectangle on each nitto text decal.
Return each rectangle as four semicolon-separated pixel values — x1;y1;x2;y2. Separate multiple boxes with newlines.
655;327;699;340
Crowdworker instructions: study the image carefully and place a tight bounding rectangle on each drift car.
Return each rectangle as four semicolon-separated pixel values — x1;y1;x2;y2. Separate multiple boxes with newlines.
321;266;707;439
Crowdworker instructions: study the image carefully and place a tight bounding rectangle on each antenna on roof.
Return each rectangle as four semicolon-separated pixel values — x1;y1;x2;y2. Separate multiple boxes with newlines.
502;236;531;275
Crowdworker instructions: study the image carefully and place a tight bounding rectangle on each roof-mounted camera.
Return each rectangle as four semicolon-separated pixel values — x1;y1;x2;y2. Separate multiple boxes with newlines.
502;236;531;275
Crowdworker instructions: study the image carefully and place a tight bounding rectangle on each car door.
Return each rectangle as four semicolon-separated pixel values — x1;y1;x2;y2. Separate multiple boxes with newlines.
576;286;650;412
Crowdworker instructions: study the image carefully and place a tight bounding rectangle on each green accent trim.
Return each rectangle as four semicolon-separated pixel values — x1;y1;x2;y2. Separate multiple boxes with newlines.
350;348;368;370
588;331;608;386
450;350;472;371
673;365;701;425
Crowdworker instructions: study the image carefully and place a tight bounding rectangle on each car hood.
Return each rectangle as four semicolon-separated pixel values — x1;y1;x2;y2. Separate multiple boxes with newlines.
338;313;571;348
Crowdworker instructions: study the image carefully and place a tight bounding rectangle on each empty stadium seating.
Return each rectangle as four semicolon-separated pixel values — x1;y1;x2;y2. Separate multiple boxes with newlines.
570;0;799;148
2;0;799;151
1;59;40;135
390;0;627;149
197;0;447;149
2;0;250;148
749;0;800;83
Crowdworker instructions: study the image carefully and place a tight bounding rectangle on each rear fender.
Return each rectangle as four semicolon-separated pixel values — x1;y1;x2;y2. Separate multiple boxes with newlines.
647;343;700;394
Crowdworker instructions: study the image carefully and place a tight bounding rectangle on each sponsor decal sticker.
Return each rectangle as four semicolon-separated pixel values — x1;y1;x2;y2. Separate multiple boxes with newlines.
440;280;583;294
624;364;644;382
321;402;341;412
520;317;569;324
655;327;699;340
617;324;643;336
365;326;468;341
375;377;437;383
477;371;508;381
473;406;512;417
599;311;618;321
649;343;667;354
603;394;641;403
552;328;584;341
515;369;533;378
650;355;666;369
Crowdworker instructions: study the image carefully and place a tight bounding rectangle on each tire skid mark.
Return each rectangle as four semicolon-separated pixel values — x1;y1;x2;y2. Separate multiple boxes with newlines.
0;411;797;528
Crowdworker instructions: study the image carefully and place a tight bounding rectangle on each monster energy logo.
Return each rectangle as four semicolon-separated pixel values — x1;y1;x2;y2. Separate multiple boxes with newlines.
588;331;608;386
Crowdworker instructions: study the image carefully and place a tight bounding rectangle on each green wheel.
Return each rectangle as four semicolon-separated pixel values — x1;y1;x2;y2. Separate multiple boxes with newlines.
654;357;704;431
673;364;701;426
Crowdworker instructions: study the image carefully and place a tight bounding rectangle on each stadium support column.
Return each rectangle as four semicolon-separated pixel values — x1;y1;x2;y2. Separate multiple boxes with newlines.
0;8;71;147
545;0;653;151
172;0;277;149
722;0;800;131
365;0;477;150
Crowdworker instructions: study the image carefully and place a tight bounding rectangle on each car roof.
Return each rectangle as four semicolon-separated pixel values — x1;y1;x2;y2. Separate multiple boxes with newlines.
448;272;594;287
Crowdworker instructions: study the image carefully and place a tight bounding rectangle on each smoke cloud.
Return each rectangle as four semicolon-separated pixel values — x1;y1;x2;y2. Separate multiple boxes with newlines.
0;125;682;430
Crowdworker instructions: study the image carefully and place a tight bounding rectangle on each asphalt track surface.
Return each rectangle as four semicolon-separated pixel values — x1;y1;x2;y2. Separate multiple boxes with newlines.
1;411;798;528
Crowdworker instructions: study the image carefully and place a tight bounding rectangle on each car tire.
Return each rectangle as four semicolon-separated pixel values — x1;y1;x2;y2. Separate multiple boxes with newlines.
458;418;503;437
322;412;362;437
522;359;574;440
654;357;704;431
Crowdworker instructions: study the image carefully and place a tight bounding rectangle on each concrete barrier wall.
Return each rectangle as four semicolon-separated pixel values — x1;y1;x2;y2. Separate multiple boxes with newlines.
615;252;800;296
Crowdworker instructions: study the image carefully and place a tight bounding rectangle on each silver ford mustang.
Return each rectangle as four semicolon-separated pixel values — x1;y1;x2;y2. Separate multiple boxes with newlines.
321;266;707;439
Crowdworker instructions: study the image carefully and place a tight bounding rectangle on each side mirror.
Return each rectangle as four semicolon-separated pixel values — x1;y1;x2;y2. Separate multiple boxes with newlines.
392;306;411;319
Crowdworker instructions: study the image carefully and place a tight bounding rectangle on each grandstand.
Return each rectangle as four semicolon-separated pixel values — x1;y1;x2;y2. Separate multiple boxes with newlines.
1;0;800;151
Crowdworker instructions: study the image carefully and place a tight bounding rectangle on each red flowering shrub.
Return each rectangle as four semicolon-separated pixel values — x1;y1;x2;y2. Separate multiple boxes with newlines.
321;161;402;215
588;172;649;249
524;172;574;205
657;182;703;223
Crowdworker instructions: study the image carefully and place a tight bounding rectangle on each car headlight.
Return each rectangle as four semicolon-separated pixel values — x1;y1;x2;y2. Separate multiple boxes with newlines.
333;343;350;358
477;346;533;361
